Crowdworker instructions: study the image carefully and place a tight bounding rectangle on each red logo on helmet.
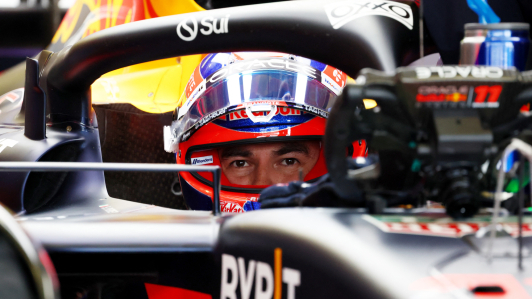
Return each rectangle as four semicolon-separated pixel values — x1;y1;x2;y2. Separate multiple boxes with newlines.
226;107;302;121
221;201;244;213
323;66;346;88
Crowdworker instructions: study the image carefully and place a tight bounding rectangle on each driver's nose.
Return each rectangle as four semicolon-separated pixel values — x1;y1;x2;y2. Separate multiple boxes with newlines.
250;161;275;186
251;171;274;186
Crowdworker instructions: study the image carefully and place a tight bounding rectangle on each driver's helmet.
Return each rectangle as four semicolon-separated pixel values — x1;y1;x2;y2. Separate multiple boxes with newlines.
164;52;364;213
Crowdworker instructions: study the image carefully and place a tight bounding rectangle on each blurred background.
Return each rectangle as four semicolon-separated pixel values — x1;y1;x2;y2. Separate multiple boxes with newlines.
0;0;287;72
2;0;532;73
0;0;64;72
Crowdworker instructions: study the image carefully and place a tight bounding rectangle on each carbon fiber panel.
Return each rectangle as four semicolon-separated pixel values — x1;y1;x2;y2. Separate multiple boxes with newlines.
93;104;187;209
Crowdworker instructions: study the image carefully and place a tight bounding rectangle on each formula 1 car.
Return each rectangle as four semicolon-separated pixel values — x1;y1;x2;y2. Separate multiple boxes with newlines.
2;0;532;298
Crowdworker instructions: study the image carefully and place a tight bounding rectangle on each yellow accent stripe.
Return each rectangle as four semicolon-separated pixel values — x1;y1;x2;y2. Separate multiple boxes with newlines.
111;0;123;27
124;8;132;24
274;248;282;299
105;0;111;29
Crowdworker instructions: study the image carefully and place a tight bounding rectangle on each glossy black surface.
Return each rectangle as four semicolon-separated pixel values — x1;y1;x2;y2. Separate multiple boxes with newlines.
39;0;419;125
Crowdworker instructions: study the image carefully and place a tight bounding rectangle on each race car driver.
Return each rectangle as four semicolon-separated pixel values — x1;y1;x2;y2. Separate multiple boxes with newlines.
164;52;365;213
218;140;321;186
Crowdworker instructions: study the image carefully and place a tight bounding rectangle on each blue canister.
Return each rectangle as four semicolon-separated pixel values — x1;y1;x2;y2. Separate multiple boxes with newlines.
476;23;530;71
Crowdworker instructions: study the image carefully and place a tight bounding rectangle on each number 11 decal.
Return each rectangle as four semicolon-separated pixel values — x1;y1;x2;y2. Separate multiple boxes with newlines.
472;85;502;108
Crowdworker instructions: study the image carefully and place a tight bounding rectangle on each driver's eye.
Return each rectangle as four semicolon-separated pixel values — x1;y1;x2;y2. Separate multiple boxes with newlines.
282;158;297;166
233;160;248;168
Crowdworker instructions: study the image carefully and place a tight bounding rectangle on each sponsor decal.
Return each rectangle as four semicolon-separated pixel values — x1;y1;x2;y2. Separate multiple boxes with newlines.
221;248;301;299
176;17;197;41
321;66;347;95
195;107;228;130
415;84;502;108
182;131;191;142
324;0;414;30
302;104;328;118
221;201;244;213
363;214;532;238
416;85;469;103
177;15;230;42
213;105;316;133
471;85;503;108
226;107;302;121
191;155;214;165
415;66;504;79
0;138;18;154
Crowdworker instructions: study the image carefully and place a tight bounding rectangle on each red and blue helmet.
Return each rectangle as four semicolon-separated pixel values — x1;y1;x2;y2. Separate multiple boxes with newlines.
164;52;364;213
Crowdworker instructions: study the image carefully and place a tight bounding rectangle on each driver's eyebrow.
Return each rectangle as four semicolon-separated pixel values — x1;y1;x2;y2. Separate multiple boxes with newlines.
220;147;252;159
273;143;309;156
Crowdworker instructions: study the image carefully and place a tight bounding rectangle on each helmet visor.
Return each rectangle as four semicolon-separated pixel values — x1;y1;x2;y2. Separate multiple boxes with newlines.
172;67;338;145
